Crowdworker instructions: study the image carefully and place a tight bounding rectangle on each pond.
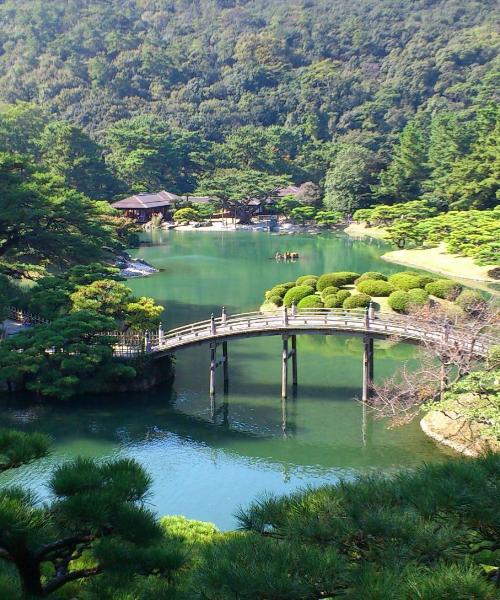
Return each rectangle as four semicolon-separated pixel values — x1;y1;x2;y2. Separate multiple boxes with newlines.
0;231;451;530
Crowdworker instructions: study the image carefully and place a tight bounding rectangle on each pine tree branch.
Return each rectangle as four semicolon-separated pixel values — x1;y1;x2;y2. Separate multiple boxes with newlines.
42;566;103;594
35;535;95;560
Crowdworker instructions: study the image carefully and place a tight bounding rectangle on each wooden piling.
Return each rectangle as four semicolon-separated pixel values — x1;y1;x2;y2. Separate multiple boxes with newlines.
222;341;229;392
291;335;298;387
210;343;216;397
282;335;289;398
362;335;374;401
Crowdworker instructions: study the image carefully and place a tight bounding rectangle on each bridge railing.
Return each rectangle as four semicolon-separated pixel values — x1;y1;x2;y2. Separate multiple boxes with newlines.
5;305;495;358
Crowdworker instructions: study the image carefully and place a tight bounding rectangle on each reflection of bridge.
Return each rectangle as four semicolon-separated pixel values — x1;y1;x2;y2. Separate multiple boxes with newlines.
113;307;493;400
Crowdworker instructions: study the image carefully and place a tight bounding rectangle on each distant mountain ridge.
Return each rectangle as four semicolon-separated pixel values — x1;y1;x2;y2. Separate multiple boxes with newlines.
0;0;497;141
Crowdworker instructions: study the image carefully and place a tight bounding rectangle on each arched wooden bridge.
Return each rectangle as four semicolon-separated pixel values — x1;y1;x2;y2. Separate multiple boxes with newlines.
112;306;494;400
5;306;495;400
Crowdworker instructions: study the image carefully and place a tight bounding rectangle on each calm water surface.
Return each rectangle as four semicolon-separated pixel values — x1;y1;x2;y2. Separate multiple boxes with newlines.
0;231;451;529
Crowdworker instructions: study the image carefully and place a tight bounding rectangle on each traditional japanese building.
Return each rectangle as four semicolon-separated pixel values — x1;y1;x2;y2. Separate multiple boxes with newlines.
111;191;181;222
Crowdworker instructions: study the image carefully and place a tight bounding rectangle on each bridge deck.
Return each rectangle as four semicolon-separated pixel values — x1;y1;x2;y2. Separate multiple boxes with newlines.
140;308;493;357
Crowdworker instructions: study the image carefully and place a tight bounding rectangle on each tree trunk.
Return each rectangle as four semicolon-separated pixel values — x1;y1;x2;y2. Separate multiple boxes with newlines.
14;552;43;597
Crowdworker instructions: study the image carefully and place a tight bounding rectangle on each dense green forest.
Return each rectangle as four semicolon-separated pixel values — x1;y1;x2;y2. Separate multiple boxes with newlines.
0;0;498;143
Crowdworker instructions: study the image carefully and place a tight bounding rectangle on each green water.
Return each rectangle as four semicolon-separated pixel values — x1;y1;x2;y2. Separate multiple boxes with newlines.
0;231;451;529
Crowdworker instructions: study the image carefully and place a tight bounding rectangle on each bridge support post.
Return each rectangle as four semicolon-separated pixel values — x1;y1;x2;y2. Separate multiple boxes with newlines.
362;336;374;402
222;341;229;392
209;343;216;397
282;335;289;399
291;335;298;387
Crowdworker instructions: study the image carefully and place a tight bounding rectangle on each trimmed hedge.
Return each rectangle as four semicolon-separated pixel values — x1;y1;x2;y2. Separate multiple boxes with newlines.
407;288;429;306
268;294;283;307
283;285;314;307
320;286;340;300
296;275;318;286
343;293;371;309
324;295;343;308
356;279;395;296
388;288;429;312
388;272;430;291
299;277;318;290
455;290;486;313
317;271;360;291
425;279;462;300
355;271;388;283
336;290;351;302
266;285;288;299
297;294;324;309
388;290;409;312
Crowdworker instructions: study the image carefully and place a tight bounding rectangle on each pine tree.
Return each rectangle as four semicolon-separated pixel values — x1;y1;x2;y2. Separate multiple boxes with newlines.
375;117;430;203
441;104;499;210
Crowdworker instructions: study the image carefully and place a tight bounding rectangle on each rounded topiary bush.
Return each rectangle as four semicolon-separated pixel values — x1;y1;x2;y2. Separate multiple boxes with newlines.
296;275;318;286
283;285;314;307
355;271;388;284
297;294;324;309
407;288;429;307
425;279;462;300
388;272;428;291
282;281;297;290
267;294;283;307
266;285;288;299
343;293;371;309
336;290;351;303
324;295;343;308
388;290;409;312
299;277;318;290
317;271;361;291
455;290;486;313
320;286;340;300
356;279;395;296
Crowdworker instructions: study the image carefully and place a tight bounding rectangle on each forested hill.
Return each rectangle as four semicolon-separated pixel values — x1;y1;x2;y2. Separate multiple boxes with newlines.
0;0;497;142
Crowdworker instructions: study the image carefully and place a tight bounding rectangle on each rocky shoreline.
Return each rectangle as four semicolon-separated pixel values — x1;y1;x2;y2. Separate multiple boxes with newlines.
115;252;159;278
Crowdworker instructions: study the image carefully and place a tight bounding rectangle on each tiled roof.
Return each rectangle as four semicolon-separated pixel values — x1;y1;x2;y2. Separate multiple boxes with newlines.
111;191;180;209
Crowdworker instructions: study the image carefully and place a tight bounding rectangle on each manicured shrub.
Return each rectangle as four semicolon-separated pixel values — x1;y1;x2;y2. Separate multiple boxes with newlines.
425;279;462;300
388;272;428;291
266;285;288;299
320;285;340;300
282;282;297;290
388;290;409;312
283;285;315;307
316;271;360;291
356;279;395;296
355;271;387;283
455;290;486;313
267;294;283;307
297;294;324;309
336;290;351;302
418;275;435;287
296;275;318;286
407;288;429;306
324;295;343;308
299;277;318;290
343;293;371;309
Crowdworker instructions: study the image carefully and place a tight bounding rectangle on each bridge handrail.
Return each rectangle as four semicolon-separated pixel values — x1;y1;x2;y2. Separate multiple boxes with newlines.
5;306;496;357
